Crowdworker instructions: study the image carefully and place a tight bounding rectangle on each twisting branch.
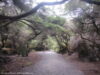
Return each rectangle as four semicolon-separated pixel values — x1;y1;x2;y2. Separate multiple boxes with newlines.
0;0;68;27
0;0;68;20
0;0;100;21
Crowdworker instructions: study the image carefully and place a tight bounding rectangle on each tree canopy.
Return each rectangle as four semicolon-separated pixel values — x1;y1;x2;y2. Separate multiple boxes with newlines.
0;0;100;61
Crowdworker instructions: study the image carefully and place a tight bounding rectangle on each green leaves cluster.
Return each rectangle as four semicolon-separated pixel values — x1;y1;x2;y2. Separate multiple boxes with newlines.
45;36;59;52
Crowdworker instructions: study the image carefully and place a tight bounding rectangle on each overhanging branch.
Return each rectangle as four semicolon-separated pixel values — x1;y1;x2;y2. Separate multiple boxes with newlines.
0;0;68;20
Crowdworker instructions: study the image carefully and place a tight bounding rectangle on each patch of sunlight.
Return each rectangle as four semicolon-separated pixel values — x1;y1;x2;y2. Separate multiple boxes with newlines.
44;51;56;54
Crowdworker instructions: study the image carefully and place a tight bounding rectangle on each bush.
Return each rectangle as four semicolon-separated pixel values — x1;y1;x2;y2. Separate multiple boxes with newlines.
17;45;29;57
68;35;100;61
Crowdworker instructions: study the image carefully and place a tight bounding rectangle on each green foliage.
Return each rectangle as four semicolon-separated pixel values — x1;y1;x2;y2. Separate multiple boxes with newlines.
32;15;44;23
24;14;70;53
17;21;28;28
18;20;33;34
46;16;65;25
28;36;59;52
20;20;32;25
45;36;59;52
30;13;66;32
31;14;68;35
17;45;29;57
29;40;40;49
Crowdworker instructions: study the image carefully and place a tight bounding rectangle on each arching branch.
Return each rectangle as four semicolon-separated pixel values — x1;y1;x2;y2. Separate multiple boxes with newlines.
0;0;68;20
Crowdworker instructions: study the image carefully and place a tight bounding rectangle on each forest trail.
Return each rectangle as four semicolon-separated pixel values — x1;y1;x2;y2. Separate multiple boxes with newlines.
20;51;84;75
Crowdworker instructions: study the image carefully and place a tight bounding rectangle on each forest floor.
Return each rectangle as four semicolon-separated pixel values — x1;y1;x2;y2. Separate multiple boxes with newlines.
1;51;100;75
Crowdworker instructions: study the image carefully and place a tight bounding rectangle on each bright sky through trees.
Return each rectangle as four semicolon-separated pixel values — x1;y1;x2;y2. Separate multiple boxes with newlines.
27;0;91;19
31;0;65;16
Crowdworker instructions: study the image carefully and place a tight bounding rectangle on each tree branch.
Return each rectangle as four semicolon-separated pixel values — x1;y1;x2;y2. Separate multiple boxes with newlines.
82;0;100;5
13;0;31;11
0;0;68;20
85;13;100;35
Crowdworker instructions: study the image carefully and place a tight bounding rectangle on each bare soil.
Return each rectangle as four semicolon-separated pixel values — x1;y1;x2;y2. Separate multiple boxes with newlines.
63;53;100;75
2;51;41;72
1;51;100;75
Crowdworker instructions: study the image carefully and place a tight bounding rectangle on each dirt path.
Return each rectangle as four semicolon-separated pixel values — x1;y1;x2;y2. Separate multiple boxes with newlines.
20;51;84;75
